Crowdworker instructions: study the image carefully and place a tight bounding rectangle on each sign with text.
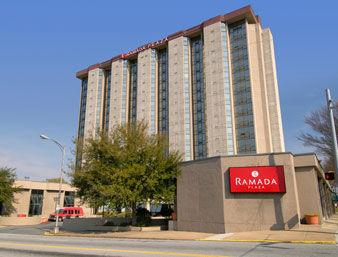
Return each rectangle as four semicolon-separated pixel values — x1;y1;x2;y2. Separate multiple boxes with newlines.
229;166;286;193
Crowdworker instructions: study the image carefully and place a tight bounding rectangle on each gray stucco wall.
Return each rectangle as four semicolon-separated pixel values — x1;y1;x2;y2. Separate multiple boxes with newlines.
221;153;300;232
295;167;323;223
177;153;309;233
177;157;226;233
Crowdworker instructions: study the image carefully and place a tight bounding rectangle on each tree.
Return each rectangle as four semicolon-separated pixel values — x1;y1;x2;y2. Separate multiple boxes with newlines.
71;121;182;217
0;167;19;215
298;100;338;171
46;178;66;183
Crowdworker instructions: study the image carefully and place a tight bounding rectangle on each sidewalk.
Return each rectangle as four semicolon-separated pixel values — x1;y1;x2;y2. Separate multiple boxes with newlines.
46;214;338;244
203;214;338;244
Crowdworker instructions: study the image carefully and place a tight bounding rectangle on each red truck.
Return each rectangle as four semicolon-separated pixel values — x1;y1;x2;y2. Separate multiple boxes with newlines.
48;207;84;221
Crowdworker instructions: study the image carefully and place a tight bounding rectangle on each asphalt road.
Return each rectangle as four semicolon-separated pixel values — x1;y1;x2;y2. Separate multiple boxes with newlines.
0;233;337;257
0;222;56;235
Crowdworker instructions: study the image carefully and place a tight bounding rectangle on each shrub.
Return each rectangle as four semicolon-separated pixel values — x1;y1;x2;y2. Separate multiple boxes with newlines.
135;207;151;227
159;204;174;218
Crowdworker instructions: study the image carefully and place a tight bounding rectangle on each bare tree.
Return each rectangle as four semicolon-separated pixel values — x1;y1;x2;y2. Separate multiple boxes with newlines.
298;101;338;171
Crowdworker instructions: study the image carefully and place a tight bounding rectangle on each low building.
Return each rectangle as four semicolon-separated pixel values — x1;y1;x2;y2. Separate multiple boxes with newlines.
177;152;335;233
6;180;93;218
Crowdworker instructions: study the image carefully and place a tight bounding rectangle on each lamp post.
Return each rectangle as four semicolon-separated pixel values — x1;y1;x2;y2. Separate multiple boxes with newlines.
40;134;65;234
325;89;338;186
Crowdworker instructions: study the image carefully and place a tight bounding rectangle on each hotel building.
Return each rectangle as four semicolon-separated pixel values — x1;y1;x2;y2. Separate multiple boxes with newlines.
75;6;285;161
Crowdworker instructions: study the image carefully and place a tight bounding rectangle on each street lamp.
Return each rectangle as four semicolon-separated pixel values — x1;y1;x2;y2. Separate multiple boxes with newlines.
40;134;65;234
325;89;338;186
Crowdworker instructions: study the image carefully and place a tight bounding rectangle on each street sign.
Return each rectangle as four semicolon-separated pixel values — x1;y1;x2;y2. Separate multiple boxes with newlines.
229;166;286;193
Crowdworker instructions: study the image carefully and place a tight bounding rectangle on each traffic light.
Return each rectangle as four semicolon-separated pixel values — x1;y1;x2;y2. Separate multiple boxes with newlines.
325;172;335;180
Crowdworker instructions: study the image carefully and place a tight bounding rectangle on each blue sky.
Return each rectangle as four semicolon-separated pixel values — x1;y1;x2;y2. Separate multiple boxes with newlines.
0;0;337;180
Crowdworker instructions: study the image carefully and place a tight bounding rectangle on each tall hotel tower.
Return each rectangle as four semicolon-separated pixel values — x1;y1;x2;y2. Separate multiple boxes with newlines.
76;6;285;161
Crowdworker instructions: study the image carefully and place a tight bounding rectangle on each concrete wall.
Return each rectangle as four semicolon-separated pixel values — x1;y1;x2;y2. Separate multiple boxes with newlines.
137;49;153;130
221;153;300;232
0;216;42;226
246;23;272;154
109;59;124;130
168;36;193;161
176;153;334;233
9;181;93;219
177;157;226;233
62;217;132;232
203;22;235;157
84;68;104;139
295;166;323;223
294;154;335;221
261;28;285;152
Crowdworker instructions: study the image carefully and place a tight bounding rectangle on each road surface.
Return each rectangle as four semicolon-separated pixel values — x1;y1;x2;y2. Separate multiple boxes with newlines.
0;233;337;257
0;222;55;235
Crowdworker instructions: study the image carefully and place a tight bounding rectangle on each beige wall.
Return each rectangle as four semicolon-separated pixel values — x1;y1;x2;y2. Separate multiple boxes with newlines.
246;23;273;153
10;181;93;218
221;153;300;232
203;22;235;157
295;167;323;222
177;157;226;233
294;154;335;221
177;153;332;233
109;60;124;130
262;28;285;152
84;68;104;140
137;49;157;133
168;36;193;161
12;189;31;216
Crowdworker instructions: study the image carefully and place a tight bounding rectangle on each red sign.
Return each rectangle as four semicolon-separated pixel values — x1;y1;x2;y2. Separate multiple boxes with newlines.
229;166;286;193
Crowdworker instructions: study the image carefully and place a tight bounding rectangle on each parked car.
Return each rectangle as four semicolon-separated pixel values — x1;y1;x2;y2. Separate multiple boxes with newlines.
48;207;84;221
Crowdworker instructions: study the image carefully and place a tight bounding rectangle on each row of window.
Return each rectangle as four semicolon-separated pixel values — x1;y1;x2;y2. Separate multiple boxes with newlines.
129;60;138;123
79;20;255;156
158;48;169;137
229;21;256;154
191;36;207;159
28;190;74;216
103;70;112;131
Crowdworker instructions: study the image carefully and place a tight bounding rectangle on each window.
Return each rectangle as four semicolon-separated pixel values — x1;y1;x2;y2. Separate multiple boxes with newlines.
102;69;112;132
28;190;44;216
150;49;157;134
76;78;88;166
158;48;169;141
229;21;256;154
121;60;128;124
129;60;138;123
64;191;75;207
183;37;192;161
191;35;207;159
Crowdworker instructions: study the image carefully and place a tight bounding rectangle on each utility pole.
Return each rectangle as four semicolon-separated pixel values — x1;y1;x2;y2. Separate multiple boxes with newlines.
325;89;338;186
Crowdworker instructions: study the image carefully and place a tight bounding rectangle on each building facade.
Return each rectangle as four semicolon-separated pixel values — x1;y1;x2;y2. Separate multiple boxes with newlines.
0;180;93;218
177;153;335;233
76;6;285;161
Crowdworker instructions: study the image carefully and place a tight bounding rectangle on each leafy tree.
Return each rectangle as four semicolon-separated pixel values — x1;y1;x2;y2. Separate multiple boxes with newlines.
46;178;64;183
71;121;181;218
0;167;19;215
298;100;338;171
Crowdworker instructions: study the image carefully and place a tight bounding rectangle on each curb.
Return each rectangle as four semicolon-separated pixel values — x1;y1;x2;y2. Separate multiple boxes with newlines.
43;232;203;241
198;239;336;245
44;232;336;245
